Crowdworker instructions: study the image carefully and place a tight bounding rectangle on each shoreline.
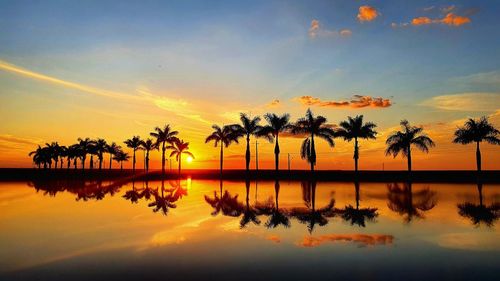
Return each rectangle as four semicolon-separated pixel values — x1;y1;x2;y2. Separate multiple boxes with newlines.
0;168;498;183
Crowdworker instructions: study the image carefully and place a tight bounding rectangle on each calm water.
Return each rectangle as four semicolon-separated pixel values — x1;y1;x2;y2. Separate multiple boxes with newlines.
0;179;499;281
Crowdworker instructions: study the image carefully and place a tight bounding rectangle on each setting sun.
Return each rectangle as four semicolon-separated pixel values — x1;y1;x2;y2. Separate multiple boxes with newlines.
186;156;193;163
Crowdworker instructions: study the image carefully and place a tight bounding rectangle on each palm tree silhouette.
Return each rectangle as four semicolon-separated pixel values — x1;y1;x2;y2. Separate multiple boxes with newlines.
240;179;261;228
124;136;143;173
150;125;179;175
232;113;265;173
113;151;130;170
339;181;378;227
106;142;121;170
289;181;335;232
123;180;141;204
205;124;241;176
458;182;499;227
167;138;194;176
453;116;500;172
387;182;437;223
77;137;94;171
44;142;62;169
29;145;49;169
141;138;157;173
148;180;177;215
385;120;435;172
59;145;69;169
291;109;335;172
336;115;377;172
94;138;107;170
259;113;291;173
256;180;292;229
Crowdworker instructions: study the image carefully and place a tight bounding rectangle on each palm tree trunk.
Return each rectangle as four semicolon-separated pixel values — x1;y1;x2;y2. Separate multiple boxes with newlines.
120;161;123;171
354;137;359;172
178;154;181;177
476;141;481;172
133;149;136;174
146;151;150;172
82;156;86;171
245;135;250;172
310;134;316;172
109;154;112;170
220;143;224;177
161;143;166;175
274;134;280;172
99;156;102;170
89;155;94;170
67;158;70;169
407;146;412;172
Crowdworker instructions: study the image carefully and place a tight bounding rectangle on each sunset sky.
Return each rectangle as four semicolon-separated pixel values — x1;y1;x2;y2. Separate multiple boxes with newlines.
1;0;499;170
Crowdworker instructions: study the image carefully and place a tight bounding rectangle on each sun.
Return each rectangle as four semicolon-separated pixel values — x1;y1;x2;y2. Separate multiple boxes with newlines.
186;156;193;163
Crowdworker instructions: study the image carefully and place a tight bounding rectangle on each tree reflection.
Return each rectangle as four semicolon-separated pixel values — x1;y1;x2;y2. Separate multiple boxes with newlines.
458;182;500;227
387;182;437;223
148;180;177;215
204;179;244;217
289;181;335;233
256;180;291;229
123;180;141;203
240;179;261;228
339;181;378;227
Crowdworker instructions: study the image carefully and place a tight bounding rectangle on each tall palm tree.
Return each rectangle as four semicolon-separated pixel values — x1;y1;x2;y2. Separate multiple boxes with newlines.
124;136;143;173
141;138;157;173
167;139;194;176
385;120;435;172
336;115;377;172
259;113;291;172
453;116;500;172
150;125;179;175
231;113;264;172
113;151;130;171
94;138;108;170
291;109;335;172
205;124;241;176
77;138;94;171
106;142;121;170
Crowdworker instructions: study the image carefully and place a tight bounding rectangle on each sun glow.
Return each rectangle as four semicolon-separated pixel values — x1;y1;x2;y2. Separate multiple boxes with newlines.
186;156;193;163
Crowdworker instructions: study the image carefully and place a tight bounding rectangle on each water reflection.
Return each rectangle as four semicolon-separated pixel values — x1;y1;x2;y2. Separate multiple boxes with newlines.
255;179;291;229
338;181;378;227
240;179;261;228
204;180;243;217
387;182;437;223
458;182;500;227
148;180;187;215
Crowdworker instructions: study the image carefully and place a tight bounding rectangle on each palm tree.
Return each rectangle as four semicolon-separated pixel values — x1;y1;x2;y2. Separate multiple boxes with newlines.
113;151;130;171
106;142;121;170
453;116;500;172
205;124;241;176
59;145;68;169
94;138;108;170
67;144;81;170
141;138;157;173
259;113;291;172
124;136;143;173
339;181;378;227
150;125;179;175
44;142;62;169
387;182;437;223
291;109;335;172
77;137;94;171
29;145;50;169
231;113;264;172
336;115;377;172
167;139;194;176
385;120;435;172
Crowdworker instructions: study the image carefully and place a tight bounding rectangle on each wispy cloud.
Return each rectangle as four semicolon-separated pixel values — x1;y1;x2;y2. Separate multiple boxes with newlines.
410;13;471;26
308;19;352;38
357;6;379;22
268;99;281;107
294;95;392;108
420;93;500;112
298;234;394;248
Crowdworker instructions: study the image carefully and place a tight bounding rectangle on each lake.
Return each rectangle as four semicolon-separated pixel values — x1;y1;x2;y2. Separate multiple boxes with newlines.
0;179;499;281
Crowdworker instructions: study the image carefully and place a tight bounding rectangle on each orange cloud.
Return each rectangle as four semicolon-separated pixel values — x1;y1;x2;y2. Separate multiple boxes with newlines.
294;95;392;108
266;235;281;243
268;99;280;107
411;13;471;27
441;5;456;13
308;19;320;38
357;6;378;22
308;19;351;38
298;234;394;247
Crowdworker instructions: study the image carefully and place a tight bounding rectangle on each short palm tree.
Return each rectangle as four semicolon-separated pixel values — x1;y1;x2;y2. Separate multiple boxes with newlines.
259;113;291;172
106;142;121;170
291;109;335;172
150;125;178;175
45;142;62;169
205;124;241;176
453;116;500;172
77;137;94;171
29;145;49;169
167;139;194;176
113;151;130;171
141;138;157;173
93;138;107;170
336;115;377;172
232;113;264;172
124;136;143;173
385;120;435;172
67;144;81;169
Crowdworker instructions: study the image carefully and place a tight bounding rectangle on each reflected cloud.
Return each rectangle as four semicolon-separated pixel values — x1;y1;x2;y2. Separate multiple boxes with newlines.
298;234;393;248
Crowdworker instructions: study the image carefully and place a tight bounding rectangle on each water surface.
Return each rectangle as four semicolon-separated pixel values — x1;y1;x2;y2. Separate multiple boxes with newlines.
0;179;499;281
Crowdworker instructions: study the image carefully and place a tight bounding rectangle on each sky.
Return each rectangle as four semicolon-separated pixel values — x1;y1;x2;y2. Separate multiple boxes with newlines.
0;0;499;170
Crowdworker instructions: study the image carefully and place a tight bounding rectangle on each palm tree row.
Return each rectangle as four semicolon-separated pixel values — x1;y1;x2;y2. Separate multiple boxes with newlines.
30;112;498;173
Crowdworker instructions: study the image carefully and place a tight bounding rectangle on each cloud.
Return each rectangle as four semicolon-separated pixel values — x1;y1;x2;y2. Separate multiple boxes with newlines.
422;6;435;12
308;19;352;38
410;13;471;26
450;71;500;87
298;234;394;248
0;135;42;146
268;99;280;107
420;93;500;112
294;95;392;108
441;5;456;14
266;235;281;243
357;6;379;22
